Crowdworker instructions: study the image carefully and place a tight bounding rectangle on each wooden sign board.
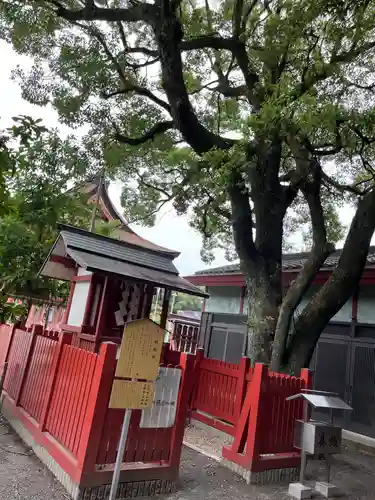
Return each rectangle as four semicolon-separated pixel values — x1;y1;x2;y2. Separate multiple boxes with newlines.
115;319;165;381
140;367;181;428
109;380;154;409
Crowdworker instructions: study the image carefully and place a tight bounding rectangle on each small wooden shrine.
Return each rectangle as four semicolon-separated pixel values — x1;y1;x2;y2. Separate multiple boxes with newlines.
39;224;206;351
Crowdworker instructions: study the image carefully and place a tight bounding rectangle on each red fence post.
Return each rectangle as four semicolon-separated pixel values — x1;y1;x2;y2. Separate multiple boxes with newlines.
38;332;72;431
14;329;40;406
234;356;250;420
300;368;313;389
243;363;268;467
169;352;196;470
0;324;16;365
189;348;204;413
77;342;117;475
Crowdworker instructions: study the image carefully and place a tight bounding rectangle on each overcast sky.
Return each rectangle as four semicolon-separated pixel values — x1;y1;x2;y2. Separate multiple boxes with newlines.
0;40;231;276
1;39;361;277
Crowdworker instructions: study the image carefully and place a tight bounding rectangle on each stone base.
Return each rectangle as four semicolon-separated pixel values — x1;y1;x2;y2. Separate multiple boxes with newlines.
80;479;176;499
222;458;299;485
314;481;341;498
288;482;312;499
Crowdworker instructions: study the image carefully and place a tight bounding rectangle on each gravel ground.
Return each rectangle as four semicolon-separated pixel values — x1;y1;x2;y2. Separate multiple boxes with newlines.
0;417;69;500
1;416;375;499
182;421;375;499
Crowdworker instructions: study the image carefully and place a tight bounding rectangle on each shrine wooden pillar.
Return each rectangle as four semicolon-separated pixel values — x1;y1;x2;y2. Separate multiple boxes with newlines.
160;288;172;329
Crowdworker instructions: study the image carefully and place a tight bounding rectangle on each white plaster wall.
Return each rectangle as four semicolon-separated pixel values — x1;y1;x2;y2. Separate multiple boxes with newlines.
293;284;352;323
358;285;375;324
77;267;92;276
205;286;241;314
67;281;90;326
206;283;353;323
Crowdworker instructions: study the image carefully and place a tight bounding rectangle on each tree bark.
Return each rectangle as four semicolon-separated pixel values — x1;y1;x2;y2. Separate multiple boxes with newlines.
229;138;288;365
271;160;333;371
285;187;375;374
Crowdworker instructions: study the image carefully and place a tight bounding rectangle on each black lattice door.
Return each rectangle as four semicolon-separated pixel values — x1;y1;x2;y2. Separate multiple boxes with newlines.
311;337;351;426
347;342;375;438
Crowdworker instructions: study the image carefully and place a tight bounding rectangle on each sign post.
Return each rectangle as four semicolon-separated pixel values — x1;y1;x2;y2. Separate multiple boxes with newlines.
108;319;165;500
108;410;132;500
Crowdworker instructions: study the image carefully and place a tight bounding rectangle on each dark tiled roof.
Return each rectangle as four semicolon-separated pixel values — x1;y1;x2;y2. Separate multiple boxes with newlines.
41;225;207;297
59;225;178;274
194;246;375;276
67;248;207;297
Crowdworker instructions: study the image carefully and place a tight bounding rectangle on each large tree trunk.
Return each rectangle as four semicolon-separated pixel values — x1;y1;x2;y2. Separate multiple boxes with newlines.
245;258;282;364
229;138;290;365
284;187;375;374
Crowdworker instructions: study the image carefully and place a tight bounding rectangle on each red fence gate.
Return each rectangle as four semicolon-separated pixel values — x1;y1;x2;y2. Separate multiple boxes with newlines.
189;351;311;481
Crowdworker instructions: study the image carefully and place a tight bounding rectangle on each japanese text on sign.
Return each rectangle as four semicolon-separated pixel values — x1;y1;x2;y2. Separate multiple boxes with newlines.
140;367;181;428
109;380;154;409
115;319;165;381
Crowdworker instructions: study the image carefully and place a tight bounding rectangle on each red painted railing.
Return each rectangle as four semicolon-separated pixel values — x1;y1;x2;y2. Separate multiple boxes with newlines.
189;352;249;435
0;325;195;492
19;335;58;422
3;329;34;400
189;352;312;474
45;343;98;456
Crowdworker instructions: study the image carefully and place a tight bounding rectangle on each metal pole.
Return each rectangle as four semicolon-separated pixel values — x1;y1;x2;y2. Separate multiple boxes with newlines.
299;399;309;484
89;171;104;233
326;409;334;484
108;409;132;500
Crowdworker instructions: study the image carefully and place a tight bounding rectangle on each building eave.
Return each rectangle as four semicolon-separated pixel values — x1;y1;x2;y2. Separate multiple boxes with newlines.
185;267;375;287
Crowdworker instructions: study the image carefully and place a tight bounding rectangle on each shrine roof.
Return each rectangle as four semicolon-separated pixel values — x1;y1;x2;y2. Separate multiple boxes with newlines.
39;225;207;298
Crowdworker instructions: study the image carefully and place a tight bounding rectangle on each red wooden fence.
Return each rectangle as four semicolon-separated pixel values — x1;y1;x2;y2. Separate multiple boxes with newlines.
45;343;98;456
19;335;58;422
189;352;312;476
3;328;34;401
190;354;249;434
0;324;195;494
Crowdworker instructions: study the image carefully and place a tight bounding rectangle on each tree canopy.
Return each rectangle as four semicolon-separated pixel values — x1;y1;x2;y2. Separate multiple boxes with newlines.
0;115;95;320
2;0;375;371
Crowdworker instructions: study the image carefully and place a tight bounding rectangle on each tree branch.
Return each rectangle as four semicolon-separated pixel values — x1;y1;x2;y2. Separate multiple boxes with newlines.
271;161;334;371
114;120;174;145
228;171;257;268
321;170;371;196
240;0;259;36
285;185;375;374
50;1;157;23
154;11;236;153
292;40;375;100
125;46;159;57
233;0;244;38
102;86;171;113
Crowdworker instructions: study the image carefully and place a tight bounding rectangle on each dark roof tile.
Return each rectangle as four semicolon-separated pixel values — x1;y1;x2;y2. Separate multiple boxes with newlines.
194;246;375;276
